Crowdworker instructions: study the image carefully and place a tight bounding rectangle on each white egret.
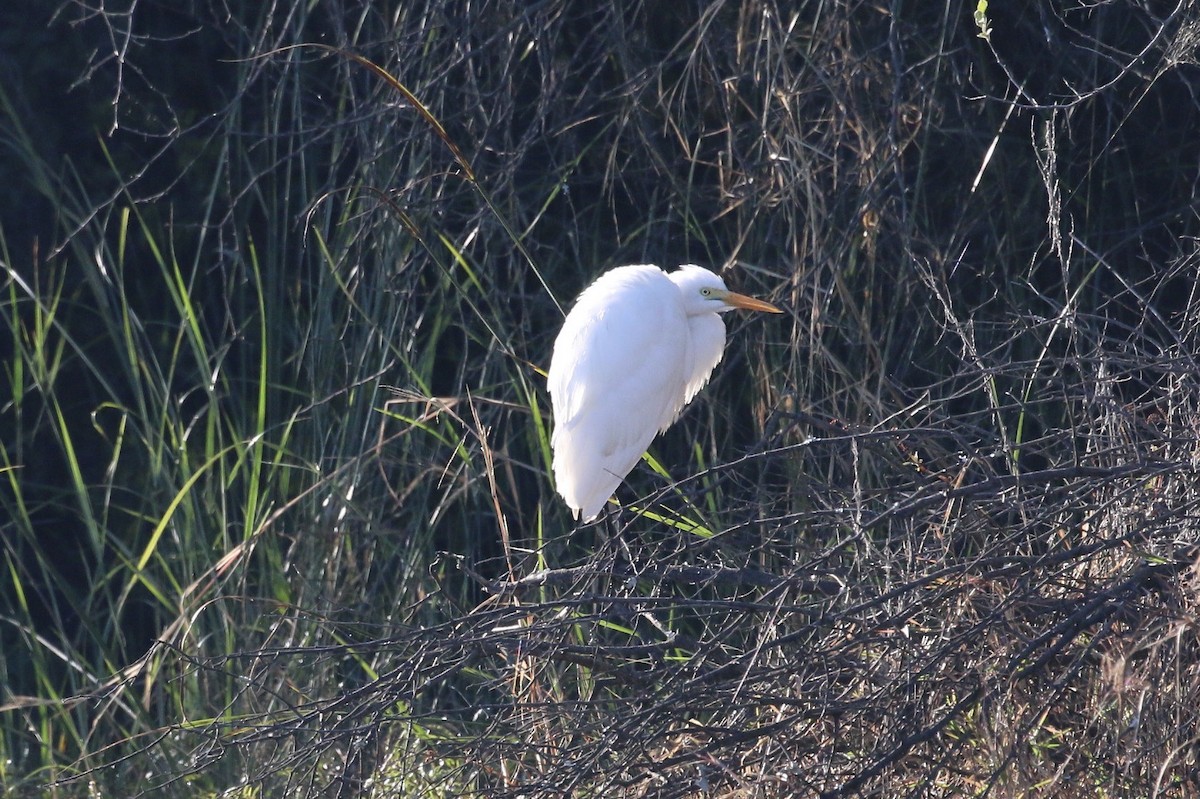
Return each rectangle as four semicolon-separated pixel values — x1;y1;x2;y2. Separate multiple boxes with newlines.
548;264;781;521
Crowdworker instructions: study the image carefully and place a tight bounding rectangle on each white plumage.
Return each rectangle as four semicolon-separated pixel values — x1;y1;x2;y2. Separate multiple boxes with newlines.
548;264;781;521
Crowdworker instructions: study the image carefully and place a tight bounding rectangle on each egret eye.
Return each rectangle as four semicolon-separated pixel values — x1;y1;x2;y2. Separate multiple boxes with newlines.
700;288;712;297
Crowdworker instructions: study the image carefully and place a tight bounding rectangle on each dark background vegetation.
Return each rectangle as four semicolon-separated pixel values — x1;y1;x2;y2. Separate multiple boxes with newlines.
2;1;1200;796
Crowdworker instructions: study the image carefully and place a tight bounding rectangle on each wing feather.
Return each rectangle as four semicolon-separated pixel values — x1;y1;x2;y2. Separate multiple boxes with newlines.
548;265;689;520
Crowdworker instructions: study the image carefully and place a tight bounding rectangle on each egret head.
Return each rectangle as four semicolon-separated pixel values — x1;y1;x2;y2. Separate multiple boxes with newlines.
670;264;783;316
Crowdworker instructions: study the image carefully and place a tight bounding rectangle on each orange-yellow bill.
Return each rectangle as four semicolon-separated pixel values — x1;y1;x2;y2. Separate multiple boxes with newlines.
722;290;783;313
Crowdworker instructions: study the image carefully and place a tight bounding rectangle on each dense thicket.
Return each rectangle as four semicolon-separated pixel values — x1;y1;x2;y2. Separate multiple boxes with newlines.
2;1;1200;796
